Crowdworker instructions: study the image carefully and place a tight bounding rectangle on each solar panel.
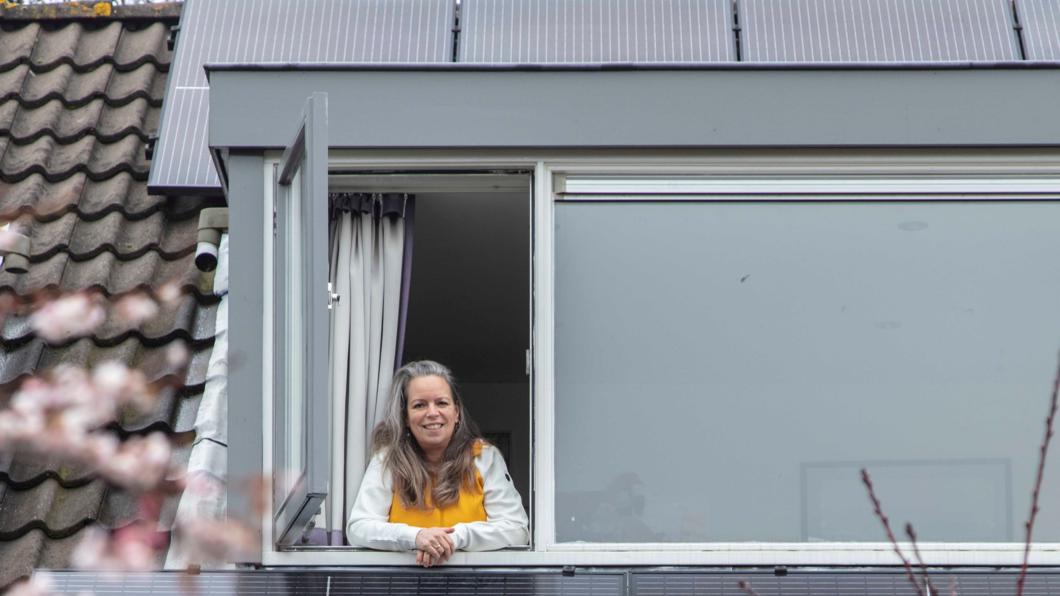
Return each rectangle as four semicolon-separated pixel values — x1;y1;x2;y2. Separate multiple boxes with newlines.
148;0;456;195
1017;0;1060;60
457;0;736;63
38;571;626;596
633;571;1060;596
739;0;1022;62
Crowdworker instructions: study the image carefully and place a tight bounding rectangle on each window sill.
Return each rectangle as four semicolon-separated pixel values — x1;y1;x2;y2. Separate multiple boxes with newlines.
262;544;1060;567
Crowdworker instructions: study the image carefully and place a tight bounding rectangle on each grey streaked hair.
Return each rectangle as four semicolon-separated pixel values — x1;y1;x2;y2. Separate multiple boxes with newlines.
371;360;483;510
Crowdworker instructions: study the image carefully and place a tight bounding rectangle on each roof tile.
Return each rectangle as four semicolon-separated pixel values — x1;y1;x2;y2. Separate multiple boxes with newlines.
0;134;150;183
0;65;31;101
0;478;106;539
113;23;174;72
0;528;82;590
28;22;124;74
1;453;96;489
0;98;160;144
29;336;212;389
0;252;69;297
0;99;103;144
0;7;213;583
0;24;42;73
2;293;217;353
0;173;87;221
0;340;44;386
53;251;209;298
76;173;163;220
5;63;165;109
22;211;78;261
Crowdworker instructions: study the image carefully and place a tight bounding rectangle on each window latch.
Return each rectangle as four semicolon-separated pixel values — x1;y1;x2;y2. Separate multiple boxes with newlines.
327;282;341;310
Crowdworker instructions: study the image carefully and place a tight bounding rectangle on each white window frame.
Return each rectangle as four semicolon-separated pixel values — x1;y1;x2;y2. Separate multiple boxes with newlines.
259;148;1060;567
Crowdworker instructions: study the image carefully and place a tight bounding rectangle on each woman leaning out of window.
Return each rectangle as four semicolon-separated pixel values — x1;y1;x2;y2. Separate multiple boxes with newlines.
346;361;529;566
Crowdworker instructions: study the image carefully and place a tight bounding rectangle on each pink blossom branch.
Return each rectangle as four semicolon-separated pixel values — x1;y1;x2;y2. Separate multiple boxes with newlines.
949;575;958;596
1016;350;1060;596
736;581;762;596
905;523;935;595
861;468;925;596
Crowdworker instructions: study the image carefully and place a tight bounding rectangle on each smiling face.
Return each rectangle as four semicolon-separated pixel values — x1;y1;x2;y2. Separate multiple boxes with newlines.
406;374;459;458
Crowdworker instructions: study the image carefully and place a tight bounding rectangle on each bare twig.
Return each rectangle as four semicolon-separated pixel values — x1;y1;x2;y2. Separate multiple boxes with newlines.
861;468;925;596
1016;350;1060;596
905;523;935;595
736;581;762;596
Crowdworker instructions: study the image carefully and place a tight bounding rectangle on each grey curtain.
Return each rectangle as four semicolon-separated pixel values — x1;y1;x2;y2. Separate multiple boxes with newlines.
326;193;415;546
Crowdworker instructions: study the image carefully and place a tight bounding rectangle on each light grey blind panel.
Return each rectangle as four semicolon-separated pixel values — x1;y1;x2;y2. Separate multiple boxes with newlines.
740;0;1021;62
458;0;736;63
554;200;1060;543
1018;0;1060;60
149;0;456;194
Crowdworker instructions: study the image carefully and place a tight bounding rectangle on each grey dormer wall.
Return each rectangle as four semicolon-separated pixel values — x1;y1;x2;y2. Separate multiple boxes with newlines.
207;67;1060;151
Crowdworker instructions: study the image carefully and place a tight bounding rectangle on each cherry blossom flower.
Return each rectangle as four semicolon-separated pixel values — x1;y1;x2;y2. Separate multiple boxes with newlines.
0;228;22;253
165;341;191;368
97;432;173;492
5;575;54;596
30;293;105;344
71;521;163;572
113;292;159;326
155;282;183;308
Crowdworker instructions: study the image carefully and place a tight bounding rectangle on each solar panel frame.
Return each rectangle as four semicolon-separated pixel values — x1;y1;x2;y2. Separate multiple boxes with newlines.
148;0;457;195
457;0;737;63
738;0;1022;62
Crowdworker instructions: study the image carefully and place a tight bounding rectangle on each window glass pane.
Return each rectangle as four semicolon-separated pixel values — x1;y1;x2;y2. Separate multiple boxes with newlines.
284;167;305;498
554;200;1060;543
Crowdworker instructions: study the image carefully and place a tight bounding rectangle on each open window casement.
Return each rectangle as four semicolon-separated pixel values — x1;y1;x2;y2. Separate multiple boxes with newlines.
272;92;331;547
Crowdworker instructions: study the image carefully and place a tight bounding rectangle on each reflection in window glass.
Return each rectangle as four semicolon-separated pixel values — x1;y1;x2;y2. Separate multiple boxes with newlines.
554;200;1060;543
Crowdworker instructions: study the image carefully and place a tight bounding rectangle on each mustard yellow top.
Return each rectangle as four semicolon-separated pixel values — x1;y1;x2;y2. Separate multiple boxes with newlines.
388;441;488;527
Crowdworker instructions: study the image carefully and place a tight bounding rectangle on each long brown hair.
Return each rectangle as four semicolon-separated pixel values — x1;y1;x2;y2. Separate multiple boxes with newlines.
370;360;483;510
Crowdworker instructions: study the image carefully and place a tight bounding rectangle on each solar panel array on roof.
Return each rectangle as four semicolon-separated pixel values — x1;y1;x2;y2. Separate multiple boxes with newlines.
148;0;456;194
1018;0;1060;60
458;0;735;63
739;0;1021;62
148;0;1052;196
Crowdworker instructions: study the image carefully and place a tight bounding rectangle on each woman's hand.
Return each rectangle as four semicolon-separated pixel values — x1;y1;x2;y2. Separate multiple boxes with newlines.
415;527;455;567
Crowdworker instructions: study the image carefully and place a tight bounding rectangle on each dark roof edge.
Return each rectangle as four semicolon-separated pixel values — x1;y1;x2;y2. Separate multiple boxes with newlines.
0;2;181;22
203;60;1060;75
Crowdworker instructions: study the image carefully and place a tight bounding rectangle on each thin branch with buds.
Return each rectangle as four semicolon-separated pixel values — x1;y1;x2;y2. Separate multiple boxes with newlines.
736;581;762;596
905;523;935;595
861;468;925;596
1016;350;1060;596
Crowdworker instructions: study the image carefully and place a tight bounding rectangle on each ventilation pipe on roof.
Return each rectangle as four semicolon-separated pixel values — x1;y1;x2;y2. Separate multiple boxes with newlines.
0;226;31;274
195;208;228;272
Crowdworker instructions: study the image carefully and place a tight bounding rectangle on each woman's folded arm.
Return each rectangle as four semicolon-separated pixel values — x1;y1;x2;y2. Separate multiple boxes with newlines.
451;445;530;551
346;454;420;551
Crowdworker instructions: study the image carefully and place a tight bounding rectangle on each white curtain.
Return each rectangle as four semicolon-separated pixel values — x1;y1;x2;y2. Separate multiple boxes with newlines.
326;194;411;545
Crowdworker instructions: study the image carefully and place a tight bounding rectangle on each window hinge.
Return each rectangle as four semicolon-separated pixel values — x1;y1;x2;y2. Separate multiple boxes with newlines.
328;282;341;310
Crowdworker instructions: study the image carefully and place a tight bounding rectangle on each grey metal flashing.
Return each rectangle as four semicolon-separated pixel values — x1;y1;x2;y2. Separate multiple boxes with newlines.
207;68;1060;154
225;151;265;564
203;60;1060;71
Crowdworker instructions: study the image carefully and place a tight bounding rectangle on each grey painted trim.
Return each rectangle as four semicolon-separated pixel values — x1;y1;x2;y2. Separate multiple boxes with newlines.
225;151;265;565
208;69;1060;150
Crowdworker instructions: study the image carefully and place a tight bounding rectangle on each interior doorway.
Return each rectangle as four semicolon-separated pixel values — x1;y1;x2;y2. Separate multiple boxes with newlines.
400;181;532;511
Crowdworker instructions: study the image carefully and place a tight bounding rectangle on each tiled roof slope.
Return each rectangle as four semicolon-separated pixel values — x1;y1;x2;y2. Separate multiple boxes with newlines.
0;3;225;588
